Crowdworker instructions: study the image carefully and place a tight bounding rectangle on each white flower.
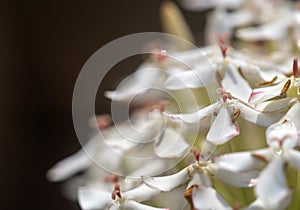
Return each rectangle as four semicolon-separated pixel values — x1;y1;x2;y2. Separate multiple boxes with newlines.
180;0;286;45
164;88;289;145
106;108;190;158
104;47;212;104
163;46;285;104
244;154;293;210
192;185;232;210
215;102;300;209
78;183;168;210
46;109;187;198
249;59;300;104
46;127;122;183
142;148;260;210
236;6;300;42
47;106;190;181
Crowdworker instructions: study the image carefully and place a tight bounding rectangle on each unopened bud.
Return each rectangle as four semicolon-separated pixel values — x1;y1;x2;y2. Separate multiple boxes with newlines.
293;58;298;78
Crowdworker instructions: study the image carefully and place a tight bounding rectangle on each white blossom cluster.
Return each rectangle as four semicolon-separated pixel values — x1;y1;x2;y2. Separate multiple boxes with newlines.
47;0;300;209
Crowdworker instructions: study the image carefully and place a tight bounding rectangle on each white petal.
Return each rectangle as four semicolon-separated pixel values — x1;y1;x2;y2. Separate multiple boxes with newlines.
236;101;285;127
164;59;216;90
221;63;252;103
249;81;287;104
123;184;161;202
46;137;99;182
213;167;259;188
285;149;300;172
46;152;91;182
106;111;165;150
251;148;273;162
227;55;284;84
213;150;266;173
255;155;289;202
168;45;221;67
78;187;111;210
105;66;163;102
294;12;300;24
142;165;192;191
282;102;300;132
207;106;239;145
212;149;270;188
187;173;212;188
206;7;235;44
105;136;139;151
266;120;298;149
227;9;255;27
122;200;168;210
192;186;232;210
245;190;293;210
237;26;284;41
126;158;167;178
255;97;293;112
154;127;190;158
236;17;290;41
163;102;220;124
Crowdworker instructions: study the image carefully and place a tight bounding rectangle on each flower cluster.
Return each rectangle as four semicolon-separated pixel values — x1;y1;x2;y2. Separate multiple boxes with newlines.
48;1;300;210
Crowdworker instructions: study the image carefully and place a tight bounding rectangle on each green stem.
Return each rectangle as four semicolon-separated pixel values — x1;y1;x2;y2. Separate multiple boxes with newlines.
296;171;300;210
227;141;249;207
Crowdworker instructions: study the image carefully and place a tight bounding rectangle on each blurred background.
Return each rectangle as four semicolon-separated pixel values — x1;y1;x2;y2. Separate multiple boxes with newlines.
1;0;206;209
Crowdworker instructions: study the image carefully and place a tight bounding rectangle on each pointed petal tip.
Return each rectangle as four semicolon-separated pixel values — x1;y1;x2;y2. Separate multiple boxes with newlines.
46;168;57;182
46;166;65;182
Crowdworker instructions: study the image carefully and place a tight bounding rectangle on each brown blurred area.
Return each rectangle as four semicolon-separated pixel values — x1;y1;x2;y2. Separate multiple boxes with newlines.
0;0;205;209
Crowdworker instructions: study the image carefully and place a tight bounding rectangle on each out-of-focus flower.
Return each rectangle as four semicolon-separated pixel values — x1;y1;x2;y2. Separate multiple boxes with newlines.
143;148;260;210
46;115;116;183
46;109;187;198
180;0;286;45
78;183;169;210
164;46;285;103
164;88;290;145
236;6;300;42
106;108;190;158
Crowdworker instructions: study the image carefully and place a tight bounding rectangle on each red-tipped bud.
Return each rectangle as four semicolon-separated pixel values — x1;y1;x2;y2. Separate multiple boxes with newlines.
293;58;298;78
190;148;201;161
104;174;119;183
115;191;122;198
152;49;167;63
96;114;112;130
220;46;227;58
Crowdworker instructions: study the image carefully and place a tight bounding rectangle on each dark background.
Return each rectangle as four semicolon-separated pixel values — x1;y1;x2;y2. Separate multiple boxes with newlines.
1;1;205;209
